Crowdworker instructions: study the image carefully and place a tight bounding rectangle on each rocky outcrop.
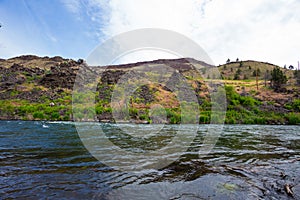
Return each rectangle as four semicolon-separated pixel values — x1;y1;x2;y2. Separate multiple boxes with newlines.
39;62;78;89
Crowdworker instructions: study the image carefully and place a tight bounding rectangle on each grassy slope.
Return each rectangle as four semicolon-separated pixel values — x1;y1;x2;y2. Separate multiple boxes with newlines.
0;56;299;124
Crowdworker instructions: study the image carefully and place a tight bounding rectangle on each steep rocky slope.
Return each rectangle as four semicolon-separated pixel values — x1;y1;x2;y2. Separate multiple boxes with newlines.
0;55;299;124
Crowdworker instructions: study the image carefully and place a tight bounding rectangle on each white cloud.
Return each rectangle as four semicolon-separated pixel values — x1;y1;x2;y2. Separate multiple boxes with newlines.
2;0;300;66
60;0;81;14
65;0;300;66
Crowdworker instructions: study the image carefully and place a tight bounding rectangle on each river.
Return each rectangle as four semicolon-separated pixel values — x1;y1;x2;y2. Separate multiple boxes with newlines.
0;121;299;199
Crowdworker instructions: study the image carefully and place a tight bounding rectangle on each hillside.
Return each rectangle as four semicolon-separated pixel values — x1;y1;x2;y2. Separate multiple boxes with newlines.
219;60;294;81
0;55;299;124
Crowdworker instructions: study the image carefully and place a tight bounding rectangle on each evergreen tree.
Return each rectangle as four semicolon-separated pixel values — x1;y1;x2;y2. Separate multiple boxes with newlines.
239;61;243;68
257;68;261;76
253;68;261;76
270;66;287;91
233;73;239;80
234;68;242;80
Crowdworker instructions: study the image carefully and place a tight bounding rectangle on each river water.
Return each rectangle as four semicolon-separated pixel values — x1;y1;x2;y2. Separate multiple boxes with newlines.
0;121;299;199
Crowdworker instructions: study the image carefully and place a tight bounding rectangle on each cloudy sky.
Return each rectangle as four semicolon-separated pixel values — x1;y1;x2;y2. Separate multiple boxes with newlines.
0;0;300;66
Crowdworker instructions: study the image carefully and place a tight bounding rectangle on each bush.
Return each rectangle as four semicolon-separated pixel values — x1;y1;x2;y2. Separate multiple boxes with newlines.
284;99;300;112
225;86;238;99
33;111;44;119
139;114;149;121
62;115;70;121
226;117;236;124
19;105;36;114
286;113;300;125
73;112;84;121
104;107;112;113
225;86;260;108
129;107;139;118
199;115;209;123
200;100;212;110
240;96;257;107
231;99;240;106
291;99;300;112
165;108;181;124
51;112;60;120
170;114;181;124
95;105;104;115
254;117;266;124
243;118;255;124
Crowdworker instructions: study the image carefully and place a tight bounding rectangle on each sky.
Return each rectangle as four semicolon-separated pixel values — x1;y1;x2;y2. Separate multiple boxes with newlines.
0;0;300;67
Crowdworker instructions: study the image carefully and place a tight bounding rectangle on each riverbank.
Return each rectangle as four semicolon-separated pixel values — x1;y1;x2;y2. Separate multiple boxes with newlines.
1;97;299;125
0;55;299;125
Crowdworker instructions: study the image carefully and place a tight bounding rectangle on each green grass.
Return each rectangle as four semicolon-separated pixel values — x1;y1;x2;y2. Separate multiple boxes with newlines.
0;88;297;124
0;99;72;121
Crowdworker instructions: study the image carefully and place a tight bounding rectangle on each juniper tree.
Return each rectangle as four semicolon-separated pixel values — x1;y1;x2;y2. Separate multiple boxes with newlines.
253;68;261;76
270;66;287;91
234;68;242;80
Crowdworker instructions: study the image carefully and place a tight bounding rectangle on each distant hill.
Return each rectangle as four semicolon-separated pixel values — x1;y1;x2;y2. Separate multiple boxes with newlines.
0;55;299;124
218;60;295;83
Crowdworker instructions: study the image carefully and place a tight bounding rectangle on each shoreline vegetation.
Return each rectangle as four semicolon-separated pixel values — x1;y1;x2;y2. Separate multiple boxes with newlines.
0;55;299;125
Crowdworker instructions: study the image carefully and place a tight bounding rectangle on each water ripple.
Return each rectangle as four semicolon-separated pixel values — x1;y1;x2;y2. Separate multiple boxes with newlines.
0;121;299;199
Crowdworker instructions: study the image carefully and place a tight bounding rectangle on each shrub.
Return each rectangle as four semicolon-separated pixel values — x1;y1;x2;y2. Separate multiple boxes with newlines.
95;105;104;114
254;117;266;124
292;99;300;112
200;100;212;110
165;108;180;124
139;114;149;121
243;118;254;124
170;114;181;124
226;117;236;124
51;112;60;120
286;113;300;125
199;115;209;123
62;115;70;121
231;99;240;106
33;111;44;119
129;108;138;118
240;96;257;107
104;107;112;113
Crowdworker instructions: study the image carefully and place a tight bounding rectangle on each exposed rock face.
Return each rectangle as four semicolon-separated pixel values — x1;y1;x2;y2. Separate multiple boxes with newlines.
39;62;78;89
0;59;76;101
0;64;40;90
100;70;126;84
132;85;155;104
